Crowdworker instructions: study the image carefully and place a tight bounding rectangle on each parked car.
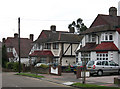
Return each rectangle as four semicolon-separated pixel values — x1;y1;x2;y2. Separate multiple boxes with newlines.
70;61;87;74
34;63;47;67
87;60;120;76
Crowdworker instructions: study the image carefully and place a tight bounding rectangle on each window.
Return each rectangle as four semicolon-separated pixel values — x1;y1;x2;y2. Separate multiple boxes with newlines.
86;34;96;42
53;58;58;64
97;53;108;60
92;35;96;42
53;43;59;49
109;33;113;40
105;33;108;40
81;53;90;63
7;48;13;52
88;35;91;42
96;61;102;65
44;43;51;49
40;58;47;63
101;33;113;41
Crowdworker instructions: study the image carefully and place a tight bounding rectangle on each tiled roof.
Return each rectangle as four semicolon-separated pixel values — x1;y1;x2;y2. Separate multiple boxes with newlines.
35;30;83;44
4;37;33;58
94;42;119;51
81;14;120;35
116;28;120;34
7;52;14;58
29;50;54;57
78;42;119;52
77;43;98;52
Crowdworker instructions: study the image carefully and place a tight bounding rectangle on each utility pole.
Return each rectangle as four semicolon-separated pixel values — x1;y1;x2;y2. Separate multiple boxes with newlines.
82;53;86;84
18;17;21;73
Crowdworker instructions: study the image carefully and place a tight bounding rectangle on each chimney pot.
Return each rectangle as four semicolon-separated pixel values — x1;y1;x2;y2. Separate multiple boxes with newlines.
50;25;56;31
2;38;6;43
30;34;34;41
14;33;18;38
69;27;75;33
109;7;117;16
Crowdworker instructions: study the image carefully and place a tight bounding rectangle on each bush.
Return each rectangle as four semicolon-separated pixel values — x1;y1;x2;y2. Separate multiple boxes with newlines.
65;66;71;72
6;62;14;69
13;62;23;72
39;64;49;69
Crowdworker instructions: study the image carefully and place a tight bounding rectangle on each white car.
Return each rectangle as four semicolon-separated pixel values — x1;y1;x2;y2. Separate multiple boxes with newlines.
34;63;47;67
87;60;120;76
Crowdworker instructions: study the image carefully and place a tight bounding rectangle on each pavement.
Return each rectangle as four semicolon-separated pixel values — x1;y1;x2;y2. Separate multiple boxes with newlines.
38;72;120;87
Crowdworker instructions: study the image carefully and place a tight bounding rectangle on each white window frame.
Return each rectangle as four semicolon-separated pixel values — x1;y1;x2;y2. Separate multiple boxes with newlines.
97;53;108;60
53;43;59;49
86;34;96;42
101;32;113;42
81;53;90;63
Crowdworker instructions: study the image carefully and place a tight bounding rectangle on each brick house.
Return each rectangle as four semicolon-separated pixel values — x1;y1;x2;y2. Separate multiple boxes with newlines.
3;33;33;66
29;25;83;66
76;7;120;65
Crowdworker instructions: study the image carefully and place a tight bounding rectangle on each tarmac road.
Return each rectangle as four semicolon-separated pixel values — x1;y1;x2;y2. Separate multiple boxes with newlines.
2;72;78;89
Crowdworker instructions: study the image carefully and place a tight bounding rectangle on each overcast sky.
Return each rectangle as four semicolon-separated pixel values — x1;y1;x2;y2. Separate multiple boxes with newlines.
0;0;120;41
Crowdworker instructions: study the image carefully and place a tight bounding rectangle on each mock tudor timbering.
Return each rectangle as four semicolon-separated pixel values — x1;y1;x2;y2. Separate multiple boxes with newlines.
29;25;83;66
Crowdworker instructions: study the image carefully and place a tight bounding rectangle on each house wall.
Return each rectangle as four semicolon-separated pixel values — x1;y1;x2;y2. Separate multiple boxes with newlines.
114;32;119;49
16;58;30;66
114;31;120;50
63;43;78;55
91;52;97;60
82;36;85;47
78;52;81;62
61;57;76;66
51;43;61;56
108;51;119;64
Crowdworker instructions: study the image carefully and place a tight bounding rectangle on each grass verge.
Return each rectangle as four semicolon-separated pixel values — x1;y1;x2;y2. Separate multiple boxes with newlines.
72;83;120;89
16;73;44;78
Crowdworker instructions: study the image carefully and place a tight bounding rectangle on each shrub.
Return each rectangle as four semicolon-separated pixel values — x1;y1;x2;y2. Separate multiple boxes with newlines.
40;64;49;69
65;66;71;72
13;62;23;72
6;62;14;69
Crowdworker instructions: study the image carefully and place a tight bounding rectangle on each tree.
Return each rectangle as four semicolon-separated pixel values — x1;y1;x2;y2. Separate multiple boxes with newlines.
68;18;87;34
2;45;8;68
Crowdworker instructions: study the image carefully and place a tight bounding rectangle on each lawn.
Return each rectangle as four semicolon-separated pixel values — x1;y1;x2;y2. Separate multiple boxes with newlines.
16;73;44;78
72;82;120;89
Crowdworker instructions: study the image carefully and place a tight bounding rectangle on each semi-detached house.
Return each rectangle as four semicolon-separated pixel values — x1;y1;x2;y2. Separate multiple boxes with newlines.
77;7;120;65
29;25;83;66
3;33;33;66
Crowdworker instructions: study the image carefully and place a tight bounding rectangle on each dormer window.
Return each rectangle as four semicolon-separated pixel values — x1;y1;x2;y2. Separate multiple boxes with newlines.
86;34;96;43
101;32;113;41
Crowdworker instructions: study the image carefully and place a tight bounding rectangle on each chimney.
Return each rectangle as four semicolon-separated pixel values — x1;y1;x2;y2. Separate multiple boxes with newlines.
2;38;6;43
29;34;34;41
69;27;75;33
109;7;117;16
50;25;56;31
14;33;18;38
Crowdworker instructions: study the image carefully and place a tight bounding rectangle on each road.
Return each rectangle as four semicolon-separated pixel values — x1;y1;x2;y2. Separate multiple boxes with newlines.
2;72;78;89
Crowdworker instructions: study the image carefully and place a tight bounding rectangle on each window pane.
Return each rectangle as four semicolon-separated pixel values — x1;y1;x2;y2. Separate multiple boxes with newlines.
109;35;113;40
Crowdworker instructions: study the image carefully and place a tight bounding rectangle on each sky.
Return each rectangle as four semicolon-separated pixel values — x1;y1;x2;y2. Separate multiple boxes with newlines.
0;0;120;41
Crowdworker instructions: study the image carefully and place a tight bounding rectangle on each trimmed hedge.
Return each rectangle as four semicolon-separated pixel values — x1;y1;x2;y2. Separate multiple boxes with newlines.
6;62;23;72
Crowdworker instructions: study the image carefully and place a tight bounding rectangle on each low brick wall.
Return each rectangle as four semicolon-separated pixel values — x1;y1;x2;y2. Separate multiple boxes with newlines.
114;77;120;85
2;68;14;72
31;67;49;74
